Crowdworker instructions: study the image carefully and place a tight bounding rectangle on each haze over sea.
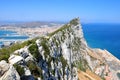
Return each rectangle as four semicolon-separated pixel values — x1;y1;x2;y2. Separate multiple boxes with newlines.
82;23;120;59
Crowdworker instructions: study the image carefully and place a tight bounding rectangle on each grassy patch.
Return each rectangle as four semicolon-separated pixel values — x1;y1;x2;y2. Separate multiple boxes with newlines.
14;64;24;76
27;60;43;79
28;43;42;62
48;24;70;37
53;38;59;47
78;61;86;72
40;37;50;58
77;59;88;72
59;55;67;74
70;18;79;26
0;38;37;61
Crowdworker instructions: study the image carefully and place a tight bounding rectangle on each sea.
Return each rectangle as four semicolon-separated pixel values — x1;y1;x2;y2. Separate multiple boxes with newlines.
82;23;120;59
0;30;29;47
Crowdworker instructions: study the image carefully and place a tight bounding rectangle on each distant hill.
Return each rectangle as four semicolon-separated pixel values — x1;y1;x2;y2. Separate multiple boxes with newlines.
0;21;64;28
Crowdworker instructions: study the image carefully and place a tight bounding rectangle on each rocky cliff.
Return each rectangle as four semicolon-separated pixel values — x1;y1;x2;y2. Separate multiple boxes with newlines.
0;18;120;80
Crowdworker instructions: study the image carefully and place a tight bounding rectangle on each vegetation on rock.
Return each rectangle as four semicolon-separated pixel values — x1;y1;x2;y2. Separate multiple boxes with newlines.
14;64;24;76
48;24;70;36
40;37;50;58
27;60;43;79
0;38;37;61
70;18;79;26
28;43;40;62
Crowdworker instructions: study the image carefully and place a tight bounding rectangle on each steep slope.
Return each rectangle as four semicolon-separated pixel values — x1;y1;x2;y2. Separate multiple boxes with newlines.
0;18;120;80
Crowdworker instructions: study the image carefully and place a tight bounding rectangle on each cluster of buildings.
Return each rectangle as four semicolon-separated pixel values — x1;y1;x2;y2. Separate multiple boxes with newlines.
0;23;63;48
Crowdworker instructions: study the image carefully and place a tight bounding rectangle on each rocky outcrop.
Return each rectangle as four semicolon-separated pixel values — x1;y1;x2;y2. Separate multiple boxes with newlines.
0;18;120;80
0;60;20;80
94;49;120;80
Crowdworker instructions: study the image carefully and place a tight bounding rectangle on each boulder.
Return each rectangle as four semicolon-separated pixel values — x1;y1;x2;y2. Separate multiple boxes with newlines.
0;60;20;80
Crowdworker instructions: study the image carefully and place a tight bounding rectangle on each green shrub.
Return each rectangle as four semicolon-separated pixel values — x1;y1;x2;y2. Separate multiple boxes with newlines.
14;64;24;76
28;43;42;62
78;61;85;72
0;53;9;61
53;38;59;47
77;59;88;72
40;38;50;58
59;55;67;74
27;61;43;78
70;18;79;26
47;56;53;68
0;39;37;61
48;24;70;36
51;70;55;75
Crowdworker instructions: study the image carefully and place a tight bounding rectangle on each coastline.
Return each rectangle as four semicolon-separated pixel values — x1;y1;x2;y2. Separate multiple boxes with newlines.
0;25;61;48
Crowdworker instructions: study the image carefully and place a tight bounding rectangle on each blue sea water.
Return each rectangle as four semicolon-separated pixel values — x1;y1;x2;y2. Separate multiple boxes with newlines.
0;30;29;46
82;23;120;59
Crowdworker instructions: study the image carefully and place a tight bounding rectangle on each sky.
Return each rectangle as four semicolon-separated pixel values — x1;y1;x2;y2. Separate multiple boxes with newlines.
0;0;120;23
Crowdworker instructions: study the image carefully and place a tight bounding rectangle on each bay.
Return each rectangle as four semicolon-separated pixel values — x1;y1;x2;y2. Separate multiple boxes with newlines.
0;30;29;47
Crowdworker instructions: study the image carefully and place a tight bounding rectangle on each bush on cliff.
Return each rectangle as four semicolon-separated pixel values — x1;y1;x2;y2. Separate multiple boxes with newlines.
14;64;24;76
0;38;37;61
40;37;50;58
27;60;43;79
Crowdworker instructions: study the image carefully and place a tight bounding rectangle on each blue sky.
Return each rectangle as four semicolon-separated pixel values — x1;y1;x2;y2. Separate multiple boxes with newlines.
0;0;120;23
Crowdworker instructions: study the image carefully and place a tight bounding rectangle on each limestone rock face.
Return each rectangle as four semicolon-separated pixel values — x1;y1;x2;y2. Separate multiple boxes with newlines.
0;60;9;76
0;60;20;80
34;18;120;80
0;18;120;80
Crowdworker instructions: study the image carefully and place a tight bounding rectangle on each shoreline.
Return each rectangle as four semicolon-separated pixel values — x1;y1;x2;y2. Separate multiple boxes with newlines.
0;26;61;48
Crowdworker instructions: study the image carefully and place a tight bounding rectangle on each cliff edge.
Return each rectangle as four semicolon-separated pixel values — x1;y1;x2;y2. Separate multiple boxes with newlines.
0;18;120;80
